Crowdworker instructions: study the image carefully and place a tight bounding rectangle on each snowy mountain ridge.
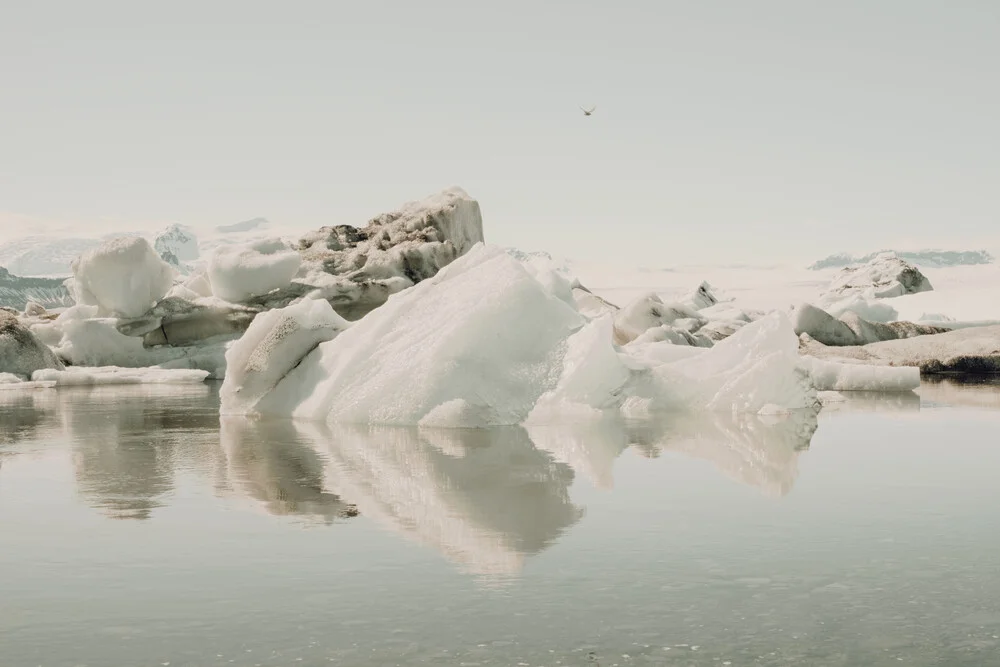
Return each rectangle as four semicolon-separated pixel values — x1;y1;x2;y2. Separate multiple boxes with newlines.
0;266;72;311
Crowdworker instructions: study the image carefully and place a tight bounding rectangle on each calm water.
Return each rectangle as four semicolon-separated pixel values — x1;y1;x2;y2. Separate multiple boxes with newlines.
1;380;999;667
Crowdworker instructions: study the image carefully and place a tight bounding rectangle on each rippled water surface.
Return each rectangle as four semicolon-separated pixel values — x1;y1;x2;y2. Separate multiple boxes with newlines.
1;380;999;666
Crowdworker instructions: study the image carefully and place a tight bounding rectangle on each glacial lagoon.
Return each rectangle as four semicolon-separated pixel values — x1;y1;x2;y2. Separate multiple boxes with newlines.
1;381;999;666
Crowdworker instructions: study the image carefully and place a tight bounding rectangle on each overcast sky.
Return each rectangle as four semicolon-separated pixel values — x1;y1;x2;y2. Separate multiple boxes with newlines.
2;1;998;264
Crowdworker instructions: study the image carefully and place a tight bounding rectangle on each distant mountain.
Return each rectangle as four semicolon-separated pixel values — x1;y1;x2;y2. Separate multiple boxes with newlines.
809;249;995;270
153;224;199;264
0;266;72;311
0;236;104;277
215;217;269;234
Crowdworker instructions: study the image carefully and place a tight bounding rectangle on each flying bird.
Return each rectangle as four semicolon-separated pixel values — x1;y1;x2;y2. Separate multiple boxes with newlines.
580;105;596;116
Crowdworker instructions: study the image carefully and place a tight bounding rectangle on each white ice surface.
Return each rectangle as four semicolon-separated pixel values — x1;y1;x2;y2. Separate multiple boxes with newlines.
31;366;210;386
51;310;231;378
69;237;175;318
255;244;585;426
230;247;871;426
220;298;349;415
799;356;920;392
208;238;302;303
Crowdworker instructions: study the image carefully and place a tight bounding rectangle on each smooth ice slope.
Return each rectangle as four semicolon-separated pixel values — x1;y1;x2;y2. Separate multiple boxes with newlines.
69;237;175;318
220;298;349;414
208;238;302;303
254;245;585;425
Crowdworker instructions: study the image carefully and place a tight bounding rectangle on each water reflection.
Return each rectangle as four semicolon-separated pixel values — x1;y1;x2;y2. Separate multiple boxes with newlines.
918;376;1000;410
5;382;954;571
0;389;56;447
299;423;584;577
60;385;219;520
527;410;819;497
219;417;354;523
820;390;922;413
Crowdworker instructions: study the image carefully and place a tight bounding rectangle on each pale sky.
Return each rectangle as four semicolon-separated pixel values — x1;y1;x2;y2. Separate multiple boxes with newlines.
1;1;998;265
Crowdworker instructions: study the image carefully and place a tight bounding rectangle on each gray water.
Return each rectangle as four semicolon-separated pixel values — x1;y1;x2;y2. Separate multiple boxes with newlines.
1;380;999;667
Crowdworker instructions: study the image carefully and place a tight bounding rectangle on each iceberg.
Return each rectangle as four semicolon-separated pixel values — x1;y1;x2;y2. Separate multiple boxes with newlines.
69;237;175;318
220;298;349;415
208;238;302;303
31;366;210;386
0;310;64;378
223;245;899;426
801;325;1000;374
791;302;947;346
821;251;933;302
240;245;585;425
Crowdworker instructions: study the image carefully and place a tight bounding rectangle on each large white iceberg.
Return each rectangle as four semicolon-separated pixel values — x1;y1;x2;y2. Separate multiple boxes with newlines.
221;244;916;426
69;237;175;318
245;245;584;425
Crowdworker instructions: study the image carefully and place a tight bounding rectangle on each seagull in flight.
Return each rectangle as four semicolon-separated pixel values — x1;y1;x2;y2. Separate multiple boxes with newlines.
580;105;596;116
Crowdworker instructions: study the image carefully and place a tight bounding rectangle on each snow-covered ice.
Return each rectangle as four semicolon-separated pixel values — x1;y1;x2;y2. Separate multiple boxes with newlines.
31;366;210;386
223;245;911;426
220;298;349;415
69;237;175;318
801;325;1000;374
208;238;302;303
821;251;933;302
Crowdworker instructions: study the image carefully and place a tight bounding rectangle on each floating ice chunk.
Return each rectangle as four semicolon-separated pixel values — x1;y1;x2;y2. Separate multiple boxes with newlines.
166;271;214;301
791;302;860;346
208;238;302;303
0;372;24;384
0;310;64;377
822;251;933;302
53;315;231;378
31;366;210;386
69;237;175;318
799;356;920;392
220;298;349;415
801;324;1000;374
681;281;720;310
646;312;819;414
613;293;704;345
823;293;899;323
256;245;584;425
528;316;633;418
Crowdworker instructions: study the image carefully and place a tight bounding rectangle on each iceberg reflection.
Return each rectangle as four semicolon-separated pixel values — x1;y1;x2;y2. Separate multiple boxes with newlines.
219;417;354;523
528;409;820;497
296;422;583;577
61;385;217;520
